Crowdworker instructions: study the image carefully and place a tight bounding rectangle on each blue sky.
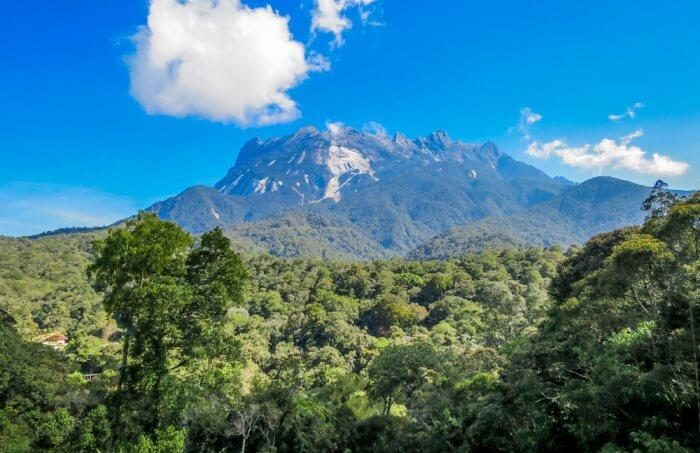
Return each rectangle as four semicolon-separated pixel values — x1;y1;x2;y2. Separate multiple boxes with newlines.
1;0;699;236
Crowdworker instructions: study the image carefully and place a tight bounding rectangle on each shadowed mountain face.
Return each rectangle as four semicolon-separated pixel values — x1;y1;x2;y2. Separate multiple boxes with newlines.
147;126;677;259
407;177;697;260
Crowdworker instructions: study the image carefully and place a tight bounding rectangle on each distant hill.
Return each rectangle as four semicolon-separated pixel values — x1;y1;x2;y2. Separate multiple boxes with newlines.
26;225;108;239
408;177;695;260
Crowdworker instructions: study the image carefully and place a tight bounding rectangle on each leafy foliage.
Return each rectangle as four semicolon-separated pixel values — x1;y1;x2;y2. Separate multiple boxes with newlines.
0;186;697;451
88;213;247;436
0;231;106;336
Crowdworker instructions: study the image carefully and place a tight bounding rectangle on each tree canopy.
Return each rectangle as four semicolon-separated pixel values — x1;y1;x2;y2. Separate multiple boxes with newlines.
0;189;697;451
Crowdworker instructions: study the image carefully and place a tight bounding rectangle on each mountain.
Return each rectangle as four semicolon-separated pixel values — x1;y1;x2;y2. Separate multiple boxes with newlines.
148;125;688;260
150;126;574;257
408;177;695;260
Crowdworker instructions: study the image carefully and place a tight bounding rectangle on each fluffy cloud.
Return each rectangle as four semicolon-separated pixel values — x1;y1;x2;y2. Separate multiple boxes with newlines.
311;0;377;46
609;102;644;121
525;139;565;158
512;107;542;140
526;129;689;177
128;0;326;126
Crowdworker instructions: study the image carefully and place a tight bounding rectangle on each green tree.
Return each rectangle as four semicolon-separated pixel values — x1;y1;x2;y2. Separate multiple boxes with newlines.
642;179;682;220
76;405;111;451
135;425;187;453
365;294;427;336
33;407;75;450
89;213;247;436
368;342;440;415
503;193;700;450
419;273;453;305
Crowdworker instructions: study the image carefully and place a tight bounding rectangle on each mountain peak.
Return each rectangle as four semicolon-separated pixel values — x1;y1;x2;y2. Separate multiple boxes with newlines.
479;140;501;159
481;140;498;151
554;175;576;186
419;130;452;149
393;132;410;146
294;125;320;137
411;132;448;153
234;137;265;165
214;125;551;207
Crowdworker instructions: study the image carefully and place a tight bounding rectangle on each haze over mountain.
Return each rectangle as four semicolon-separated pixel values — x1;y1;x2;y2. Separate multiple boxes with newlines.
145;125;692;260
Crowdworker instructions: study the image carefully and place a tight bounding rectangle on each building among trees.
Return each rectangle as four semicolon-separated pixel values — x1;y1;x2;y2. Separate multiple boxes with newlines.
40;331;68;348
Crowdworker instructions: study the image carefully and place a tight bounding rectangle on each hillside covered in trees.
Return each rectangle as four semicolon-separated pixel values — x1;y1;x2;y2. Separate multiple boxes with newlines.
0;187;698;451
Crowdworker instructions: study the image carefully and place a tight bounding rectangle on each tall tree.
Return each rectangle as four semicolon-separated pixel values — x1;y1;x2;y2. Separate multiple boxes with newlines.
88;213;247;436
368;342;440;415
642;179;682;220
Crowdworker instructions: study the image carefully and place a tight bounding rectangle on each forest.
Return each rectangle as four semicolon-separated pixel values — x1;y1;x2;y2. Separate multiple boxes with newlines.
0;184;698;452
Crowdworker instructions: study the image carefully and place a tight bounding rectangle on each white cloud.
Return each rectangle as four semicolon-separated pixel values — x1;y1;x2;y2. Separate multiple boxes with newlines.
620;129;643;144
526;129;689;177
609;102;644;121
511;107;542;140
311;0;377;46
307;51;332;72
128;0;326;126
523;108;542;125
325;120;348;135
362;121;388;137
525;139;565;158
0;183;138;236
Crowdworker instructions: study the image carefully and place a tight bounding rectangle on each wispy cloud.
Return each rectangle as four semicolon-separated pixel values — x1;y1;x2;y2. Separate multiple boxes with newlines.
608;102;644;121
128;0;327;126
311;0;379;47
526;129;689;177
362;121;388;137
510;107;542;140
0;183;138;236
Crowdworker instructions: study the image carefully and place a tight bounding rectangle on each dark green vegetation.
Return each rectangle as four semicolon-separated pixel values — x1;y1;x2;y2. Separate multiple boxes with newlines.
225;211;392;260
0;231;106;335
0;187;698;451
409;176;692;260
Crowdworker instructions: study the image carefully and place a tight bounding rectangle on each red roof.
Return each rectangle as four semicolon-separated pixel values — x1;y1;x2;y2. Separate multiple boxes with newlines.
42;331;68;342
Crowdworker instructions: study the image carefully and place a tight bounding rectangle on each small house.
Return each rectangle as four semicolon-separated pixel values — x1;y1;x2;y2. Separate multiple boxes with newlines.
41;331;69;348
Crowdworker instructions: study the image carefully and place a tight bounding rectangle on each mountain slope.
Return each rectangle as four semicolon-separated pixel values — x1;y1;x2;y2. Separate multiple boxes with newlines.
149;185;298;233
408;177;694;260
224;210;391;260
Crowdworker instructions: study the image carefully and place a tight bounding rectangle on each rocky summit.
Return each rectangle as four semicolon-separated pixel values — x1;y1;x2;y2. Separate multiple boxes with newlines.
214;126;503;204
